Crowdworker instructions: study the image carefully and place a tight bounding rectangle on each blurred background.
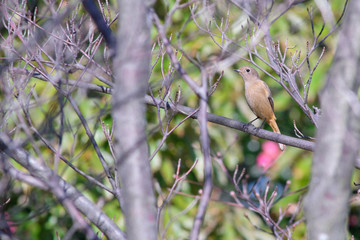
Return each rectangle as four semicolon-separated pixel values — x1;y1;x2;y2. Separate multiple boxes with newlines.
0;0;357;239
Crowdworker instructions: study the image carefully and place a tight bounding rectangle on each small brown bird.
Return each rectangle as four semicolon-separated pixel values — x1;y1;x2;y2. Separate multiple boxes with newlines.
234;66;285;151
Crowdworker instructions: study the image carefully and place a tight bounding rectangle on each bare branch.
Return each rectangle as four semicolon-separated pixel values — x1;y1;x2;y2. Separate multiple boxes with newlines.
189;70;212;240
150;9;202;98
0;133;126;240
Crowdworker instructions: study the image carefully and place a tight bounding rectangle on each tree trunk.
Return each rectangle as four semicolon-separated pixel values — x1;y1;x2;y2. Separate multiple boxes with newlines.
112;0;157;239
304;1;360;239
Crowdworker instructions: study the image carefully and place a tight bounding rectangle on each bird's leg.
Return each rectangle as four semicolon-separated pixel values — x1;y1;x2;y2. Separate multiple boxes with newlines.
253;119;266;134
244;117;259;132
259;119;266;129
247;117;259;126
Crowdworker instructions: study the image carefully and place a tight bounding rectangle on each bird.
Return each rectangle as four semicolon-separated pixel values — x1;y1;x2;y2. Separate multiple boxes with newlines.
234;66;285;151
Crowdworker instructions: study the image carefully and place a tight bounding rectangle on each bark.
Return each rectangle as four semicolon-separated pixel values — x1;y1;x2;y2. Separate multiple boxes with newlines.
112;0;157;239
304;1;360;239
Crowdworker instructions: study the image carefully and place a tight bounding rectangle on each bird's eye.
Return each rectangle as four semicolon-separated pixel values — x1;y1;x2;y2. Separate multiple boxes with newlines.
246;68;250;72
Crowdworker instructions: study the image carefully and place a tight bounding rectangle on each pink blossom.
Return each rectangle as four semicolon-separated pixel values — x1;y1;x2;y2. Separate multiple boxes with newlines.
256;141;281;170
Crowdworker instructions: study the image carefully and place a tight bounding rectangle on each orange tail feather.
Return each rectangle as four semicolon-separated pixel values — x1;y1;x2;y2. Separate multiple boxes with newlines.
267;118;285;151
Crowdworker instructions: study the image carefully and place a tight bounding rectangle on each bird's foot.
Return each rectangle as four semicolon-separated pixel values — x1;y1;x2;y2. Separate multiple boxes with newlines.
254;125;261;135
244;122;254;131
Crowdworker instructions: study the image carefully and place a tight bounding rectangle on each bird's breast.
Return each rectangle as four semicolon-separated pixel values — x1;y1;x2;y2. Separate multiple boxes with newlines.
244;81;274;120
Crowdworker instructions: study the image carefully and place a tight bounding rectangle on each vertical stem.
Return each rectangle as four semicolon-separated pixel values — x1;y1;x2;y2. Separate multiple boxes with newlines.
190;70;213;240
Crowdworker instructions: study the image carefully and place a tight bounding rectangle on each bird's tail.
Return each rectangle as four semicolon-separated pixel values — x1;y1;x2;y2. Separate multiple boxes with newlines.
267;118;285;151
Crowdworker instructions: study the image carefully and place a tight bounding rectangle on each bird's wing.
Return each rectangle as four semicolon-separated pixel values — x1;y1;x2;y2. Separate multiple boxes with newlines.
268;96;275;113
261;81;275;112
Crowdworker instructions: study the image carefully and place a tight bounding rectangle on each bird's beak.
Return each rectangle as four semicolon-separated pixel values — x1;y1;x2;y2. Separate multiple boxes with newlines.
234;69;240;73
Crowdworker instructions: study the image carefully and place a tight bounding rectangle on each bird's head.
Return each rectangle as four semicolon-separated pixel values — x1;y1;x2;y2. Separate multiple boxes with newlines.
234;66;259;81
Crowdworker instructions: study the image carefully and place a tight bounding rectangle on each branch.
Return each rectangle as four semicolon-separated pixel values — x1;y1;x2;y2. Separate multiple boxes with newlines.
146;95;314;151
17;69;315;151
18;69;360;169
0;133;126;240
82;0;116;54
150;9;202;98
189;70;213;239
158;158;199;238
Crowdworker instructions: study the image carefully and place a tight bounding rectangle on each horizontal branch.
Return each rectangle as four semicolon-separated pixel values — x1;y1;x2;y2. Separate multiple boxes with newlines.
145;95;314;151
15;68;315;151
